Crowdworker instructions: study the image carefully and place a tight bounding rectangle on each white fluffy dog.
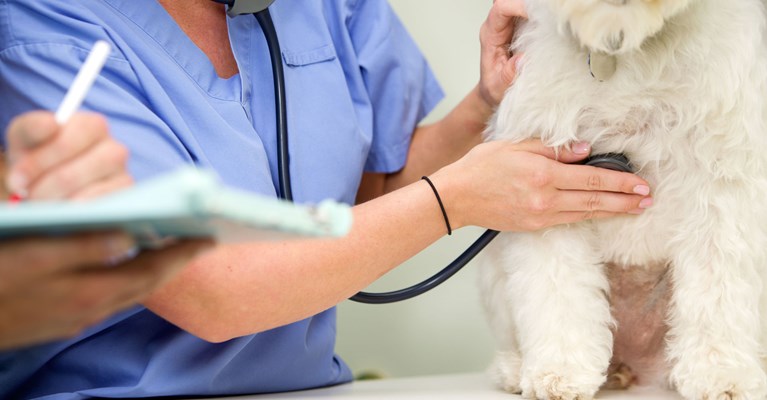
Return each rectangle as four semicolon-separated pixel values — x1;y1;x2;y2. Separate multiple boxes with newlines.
478;0;767;399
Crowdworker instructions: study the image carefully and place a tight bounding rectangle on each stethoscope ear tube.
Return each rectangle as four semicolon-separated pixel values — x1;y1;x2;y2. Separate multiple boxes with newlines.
254;8;292;201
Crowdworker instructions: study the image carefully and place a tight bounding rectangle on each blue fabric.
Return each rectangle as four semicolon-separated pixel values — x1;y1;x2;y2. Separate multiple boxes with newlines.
0;0;444;398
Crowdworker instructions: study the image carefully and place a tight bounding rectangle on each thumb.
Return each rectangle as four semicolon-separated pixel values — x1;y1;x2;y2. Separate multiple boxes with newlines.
511;140;592;163
6;111;59;155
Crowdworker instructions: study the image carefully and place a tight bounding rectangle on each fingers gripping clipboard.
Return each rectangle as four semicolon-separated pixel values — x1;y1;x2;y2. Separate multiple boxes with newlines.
0;168;353;247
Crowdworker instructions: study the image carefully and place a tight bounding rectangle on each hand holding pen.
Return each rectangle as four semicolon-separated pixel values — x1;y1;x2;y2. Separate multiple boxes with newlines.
0;41;214;350
4;41;133;201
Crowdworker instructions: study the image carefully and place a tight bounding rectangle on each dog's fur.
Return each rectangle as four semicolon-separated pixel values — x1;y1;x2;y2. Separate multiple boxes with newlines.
478;0;767;399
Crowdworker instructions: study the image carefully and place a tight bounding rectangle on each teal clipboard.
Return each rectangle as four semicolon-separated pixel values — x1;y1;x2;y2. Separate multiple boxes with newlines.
0;168;353;246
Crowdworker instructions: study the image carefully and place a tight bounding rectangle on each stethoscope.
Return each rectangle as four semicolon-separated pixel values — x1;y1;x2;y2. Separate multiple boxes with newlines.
214;0;633;304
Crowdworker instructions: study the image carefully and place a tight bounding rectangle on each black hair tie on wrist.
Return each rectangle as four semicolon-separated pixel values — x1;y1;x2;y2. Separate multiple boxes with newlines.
421;176;452;236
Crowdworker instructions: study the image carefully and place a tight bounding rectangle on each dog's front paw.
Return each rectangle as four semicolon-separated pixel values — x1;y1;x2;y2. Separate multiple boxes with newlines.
520;366;604;400
488;351;522;393
671;357;767;400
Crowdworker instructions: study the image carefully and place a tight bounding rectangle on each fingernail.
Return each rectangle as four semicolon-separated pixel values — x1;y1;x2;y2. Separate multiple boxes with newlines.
8;193;23;203
6;171;28;197
633;185;650;196
573;142;591;155
105;233;136;257
639;198;654;209
105;233;138;266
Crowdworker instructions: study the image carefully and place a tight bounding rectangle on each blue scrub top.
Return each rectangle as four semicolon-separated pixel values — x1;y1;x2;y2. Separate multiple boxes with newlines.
0;0;444;398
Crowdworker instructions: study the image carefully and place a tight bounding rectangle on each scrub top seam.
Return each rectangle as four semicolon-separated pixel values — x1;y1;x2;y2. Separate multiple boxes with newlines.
0;42;130;66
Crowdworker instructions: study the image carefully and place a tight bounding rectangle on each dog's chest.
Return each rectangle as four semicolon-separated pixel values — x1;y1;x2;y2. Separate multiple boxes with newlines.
606;260;671;386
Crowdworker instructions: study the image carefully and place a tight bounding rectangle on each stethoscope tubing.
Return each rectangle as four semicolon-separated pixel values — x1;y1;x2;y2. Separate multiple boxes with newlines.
254;10;292;201
254;6;632;304
254;7;483;304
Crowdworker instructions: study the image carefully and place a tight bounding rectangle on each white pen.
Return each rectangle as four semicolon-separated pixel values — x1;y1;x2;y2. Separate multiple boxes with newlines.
54;40;112;124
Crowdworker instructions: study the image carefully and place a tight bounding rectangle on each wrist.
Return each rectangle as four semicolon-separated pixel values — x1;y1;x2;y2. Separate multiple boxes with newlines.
441;85;495;144
420;176;452;235
472;84;497;119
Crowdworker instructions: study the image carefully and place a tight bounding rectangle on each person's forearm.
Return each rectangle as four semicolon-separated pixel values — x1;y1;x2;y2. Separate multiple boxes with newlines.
144;134;654;342
144;178;453;342
383;85;494;192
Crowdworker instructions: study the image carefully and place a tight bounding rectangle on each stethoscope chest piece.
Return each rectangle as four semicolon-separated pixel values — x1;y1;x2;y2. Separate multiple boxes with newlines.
223;0;276;16
583;153;633;173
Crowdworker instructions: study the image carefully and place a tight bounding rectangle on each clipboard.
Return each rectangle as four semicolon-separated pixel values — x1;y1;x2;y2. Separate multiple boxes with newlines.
0;168;353;247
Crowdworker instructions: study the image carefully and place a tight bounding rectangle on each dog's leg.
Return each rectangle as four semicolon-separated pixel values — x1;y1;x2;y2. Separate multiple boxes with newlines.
666;198;767;400
489;349;524;394
503;226;612;400
479;236;524;393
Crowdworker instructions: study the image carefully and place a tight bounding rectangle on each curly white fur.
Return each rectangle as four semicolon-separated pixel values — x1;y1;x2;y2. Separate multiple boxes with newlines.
479;0;767;399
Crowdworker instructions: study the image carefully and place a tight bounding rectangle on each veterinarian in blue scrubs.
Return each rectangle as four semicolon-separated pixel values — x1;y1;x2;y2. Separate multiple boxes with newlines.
0;0;652;398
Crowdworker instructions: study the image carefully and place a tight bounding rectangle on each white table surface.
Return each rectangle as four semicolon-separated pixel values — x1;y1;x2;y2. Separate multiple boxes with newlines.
197;372;684;399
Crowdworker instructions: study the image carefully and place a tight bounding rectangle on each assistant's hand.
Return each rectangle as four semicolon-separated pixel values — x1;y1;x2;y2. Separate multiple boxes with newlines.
431;139;653;232
477;0;527;108
5;111;132;200
0;233;213;350
1;111;215;349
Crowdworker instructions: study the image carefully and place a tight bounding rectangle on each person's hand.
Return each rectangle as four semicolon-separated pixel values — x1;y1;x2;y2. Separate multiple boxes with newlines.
0;111;214;349
0;232;213;350
432;139;653;232
4;111;132;200
477;0;528;109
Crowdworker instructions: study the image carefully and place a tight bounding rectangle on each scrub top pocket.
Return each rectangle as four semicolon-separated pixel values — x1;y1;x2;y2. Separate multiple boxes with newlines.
283;45;337;67
272;41;372;204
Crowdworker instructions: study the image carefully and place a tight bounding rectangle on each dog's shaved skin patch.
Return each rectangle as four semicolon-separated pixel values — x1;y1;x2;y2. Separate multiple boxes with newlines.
606;261;671;388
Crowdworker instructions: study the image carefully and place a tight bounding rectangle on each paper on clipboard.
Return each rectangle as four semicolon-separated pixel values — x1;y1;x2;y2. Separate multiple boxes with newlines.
0;168;353;247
